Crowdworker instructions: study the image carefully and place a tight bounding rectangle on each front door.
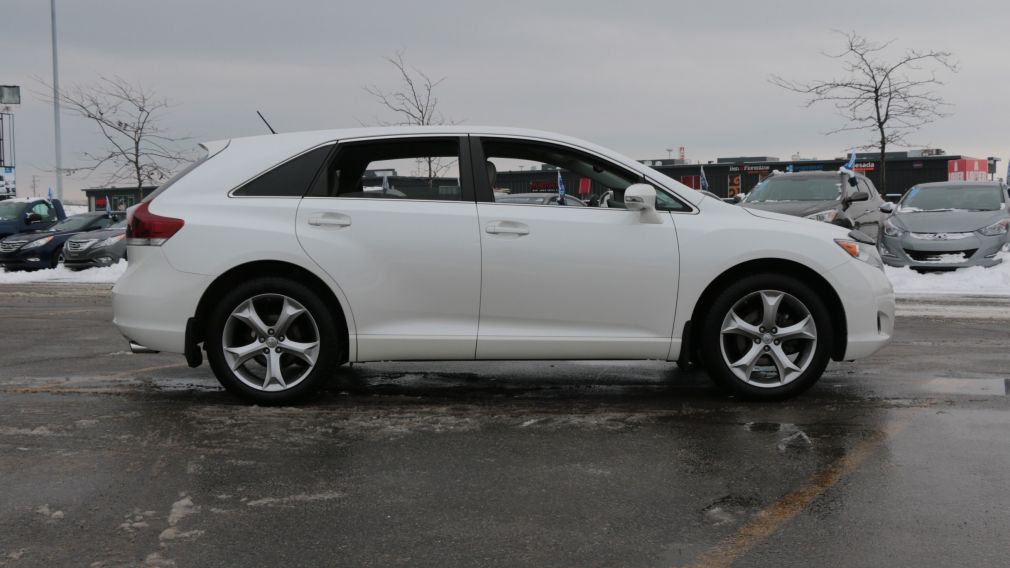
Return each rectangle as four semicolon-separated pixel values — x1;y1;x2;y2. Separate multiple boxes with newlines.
296;136;482;361
472;137;682;360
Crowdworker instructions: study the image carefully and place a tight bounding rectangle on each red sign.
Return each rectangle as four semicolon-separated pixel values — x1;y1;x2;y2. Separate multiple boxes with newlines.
948;158;987;181
529;180;557;191
95;197;107;207
578;178;592;195
679;175;700;189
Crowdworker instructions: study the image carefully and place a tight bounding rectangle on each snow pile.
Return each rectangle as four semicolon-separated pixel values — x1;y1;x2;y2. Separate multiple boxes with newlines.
64;205;90;216
885;253;1010;296
0;261;126;284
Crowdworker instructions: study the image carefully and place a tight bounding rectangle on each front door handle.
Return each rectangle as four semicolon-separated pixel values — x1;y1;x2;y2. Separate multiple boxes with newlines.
485;221;530;236
308;213;352;228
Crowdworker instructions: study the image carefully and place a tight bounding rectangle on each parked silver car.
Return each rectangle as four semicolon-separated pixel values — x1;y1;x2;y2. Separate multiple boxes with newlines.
738;170;885;240
877;181;1010;269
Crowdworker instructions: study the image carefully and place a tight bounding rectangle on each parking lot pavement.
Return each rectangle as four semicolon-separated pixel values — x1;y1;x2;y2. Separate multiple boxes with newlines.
1;284;1009;567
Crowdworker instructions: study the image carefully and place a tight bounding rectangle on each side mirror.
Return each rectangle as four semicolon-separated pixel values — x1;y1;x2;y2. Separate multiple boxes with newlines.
623;183;663;224
25;212;43;224
842;191;869;209
878;202;895;214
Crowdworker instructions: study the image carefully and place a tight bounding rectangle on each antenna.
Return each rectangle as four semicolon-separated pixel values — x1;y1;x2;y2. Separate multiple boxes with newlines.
256;110;277;135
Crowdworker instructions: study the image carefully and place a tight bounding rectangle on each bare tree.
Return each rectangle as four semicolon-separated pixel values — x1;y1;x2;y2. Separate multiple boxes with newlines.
771;32;957;193
363;50;457;184
41;76;189;190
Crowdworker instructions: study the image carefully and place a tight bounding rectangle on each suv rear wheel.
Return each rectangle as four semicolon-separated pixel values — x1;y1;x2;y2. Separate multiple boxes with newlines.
701;273;833;400
205;277;341;404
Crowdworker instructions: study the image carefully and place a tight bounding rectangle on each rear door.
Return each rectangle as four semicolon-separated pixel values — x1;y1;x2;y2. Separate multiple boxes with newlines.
296;136;482;361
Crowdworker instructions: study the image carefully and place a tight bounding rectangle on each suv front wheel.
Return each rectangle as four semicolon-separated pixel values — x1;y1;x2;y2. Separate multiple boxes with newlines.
701;273;833;400
205;277;341;404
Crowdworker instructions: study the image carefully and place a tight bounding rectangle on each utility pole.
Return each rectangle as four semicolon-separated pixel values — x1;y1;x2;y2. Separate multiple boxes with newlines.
50;0;64;201
32;174;38;197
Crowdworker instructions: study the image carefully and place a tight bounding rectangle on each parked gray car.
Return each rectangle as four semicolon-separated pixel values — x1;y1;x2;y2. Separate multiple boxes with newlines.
877;181;1010;269
62;219;127;271
738;170;885;240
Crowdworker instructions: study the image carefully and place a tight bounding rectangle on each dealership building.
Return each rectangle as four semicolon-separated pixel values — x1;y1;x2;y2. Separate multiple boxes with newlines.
495;151;1000;201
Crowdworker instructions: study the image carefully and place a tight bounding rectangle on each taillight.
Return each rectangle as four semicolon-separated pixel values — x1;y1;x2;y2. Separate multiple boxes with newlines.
126;201;184;246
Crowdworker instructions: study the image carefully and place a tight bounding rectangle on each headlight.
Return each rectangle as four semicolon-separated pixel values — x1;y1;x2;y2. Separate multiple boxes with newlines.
96;234;125;248
805;209;839;223
882;218;905;238
835;239;884;270
21;236;54;250
977;219;1010;236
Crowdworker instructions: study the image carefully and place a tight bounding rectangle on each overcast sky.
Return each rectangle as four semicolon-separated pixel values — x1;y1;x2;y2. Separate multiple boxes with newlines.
4;0;1009;202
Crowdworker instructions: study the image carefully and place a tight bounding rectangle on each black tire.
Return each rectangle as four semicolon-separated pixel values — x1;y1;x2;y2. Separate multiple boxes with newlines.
205;276;343;405
52;248;64;268
700;273;833;400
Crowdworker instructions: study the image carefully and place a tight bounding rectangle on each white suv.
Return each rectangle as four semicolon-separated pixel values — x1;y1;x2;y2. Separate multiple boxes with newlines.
113;126;894;404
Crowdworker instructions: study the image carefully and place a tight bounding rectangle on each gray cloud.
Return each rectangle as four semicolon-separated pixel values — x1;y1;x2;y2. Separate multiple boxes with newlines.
3;0;1008;200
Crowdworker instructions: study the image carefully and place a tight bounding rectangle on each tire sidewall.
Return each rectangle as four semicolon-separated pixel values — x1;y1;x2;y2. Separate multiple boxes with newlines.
701;273;834;400
205;277;341;404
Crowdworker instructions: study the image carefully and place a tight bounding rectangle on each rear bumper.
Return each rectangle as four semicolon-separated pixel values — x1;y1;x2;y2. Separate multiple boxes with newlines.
825;259;895;360
112;247;208;354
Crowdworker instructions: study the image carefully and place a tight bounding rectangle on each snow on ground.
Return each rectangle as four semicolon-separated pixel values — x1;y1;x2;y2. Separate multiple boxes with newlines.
0;261;126;284
885;252;1010;296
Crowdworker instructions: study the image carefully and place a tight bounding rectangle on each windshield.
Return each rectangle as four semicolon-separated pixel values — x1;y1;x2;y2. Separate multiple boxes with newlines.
47;216;95;232
745;176;842;203
110;219;127;229
900;185;1005;212
0;201;28;221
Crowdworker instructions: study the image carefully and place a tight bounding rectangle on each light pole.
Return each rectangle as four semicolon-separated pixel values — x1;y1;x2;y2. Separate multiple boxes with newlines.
50;0;63;201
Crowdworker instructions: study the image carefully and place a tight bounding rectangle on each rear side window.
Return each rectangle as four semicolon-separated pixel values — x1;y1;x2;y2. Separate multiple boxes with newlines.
234;145;333;197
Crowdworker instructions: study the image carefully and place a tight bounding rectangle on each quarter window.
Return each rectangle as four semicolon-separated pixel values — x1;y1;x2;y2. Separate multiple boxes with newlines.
308;138;463;201
234;145;333;197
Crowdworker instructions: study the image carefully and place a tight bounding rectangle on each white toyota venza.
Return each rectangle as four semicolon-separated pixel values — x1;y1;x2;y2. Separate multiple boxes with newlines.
113;127;894;404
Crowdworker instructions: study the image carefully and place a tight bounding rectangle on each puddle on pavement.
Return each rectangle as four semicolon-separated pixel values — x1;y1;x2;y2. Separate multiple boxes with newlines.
921;378;1008;396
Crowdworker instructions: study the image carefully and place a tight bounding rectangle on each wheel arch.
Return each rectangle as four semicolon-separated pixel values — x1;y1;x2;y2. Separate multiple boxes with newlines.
687;258;847;362
190;260;351;361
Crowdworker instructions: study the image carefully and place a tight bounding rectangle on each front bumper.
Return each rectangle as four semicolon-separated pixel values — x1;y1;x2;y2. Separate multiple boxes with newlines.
63;246;122;270
879;232;1007;269
0;249;54;271
825;258;895;360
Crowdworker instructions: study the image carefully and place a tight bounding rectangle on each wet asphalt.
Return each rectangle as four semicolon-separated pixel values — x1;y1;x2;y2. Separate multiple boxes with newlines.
1;284;1009;568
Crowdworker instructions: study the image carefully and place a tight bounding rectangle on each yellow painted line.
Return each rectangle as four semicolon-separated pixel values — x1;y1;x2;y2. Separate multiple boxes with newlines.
683;411;921;568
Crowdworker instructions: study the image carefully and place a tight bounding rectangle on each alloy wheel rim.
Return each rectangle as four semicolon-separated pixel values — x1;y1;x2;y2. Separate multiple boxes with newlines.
222;293;320;392
719;290;818;388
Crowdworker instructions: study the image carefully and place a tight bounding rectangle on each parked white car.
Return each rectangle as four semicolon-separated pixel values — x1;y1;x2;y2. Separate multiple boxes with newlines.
113;126;894;403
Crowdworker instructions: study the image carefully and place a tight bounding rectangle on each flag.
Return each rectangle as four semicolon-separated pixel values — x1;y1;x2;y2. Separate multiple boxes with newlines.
381;175;389;195
843;151;857;170
556;170;566;206
105;194;113;215
48;187;53;201
699;166;710;192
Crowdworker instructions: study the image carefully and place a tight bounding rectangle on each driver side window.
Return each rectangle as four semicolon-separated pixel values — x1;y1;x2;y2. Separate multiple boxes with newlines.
31;202;55;222
479;138;688;211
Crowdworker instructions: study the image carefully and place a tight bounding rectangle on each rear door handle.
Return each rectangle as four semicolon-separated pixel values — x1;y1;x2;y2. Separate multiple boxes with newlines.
485;221;529;236
308;213;352;228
